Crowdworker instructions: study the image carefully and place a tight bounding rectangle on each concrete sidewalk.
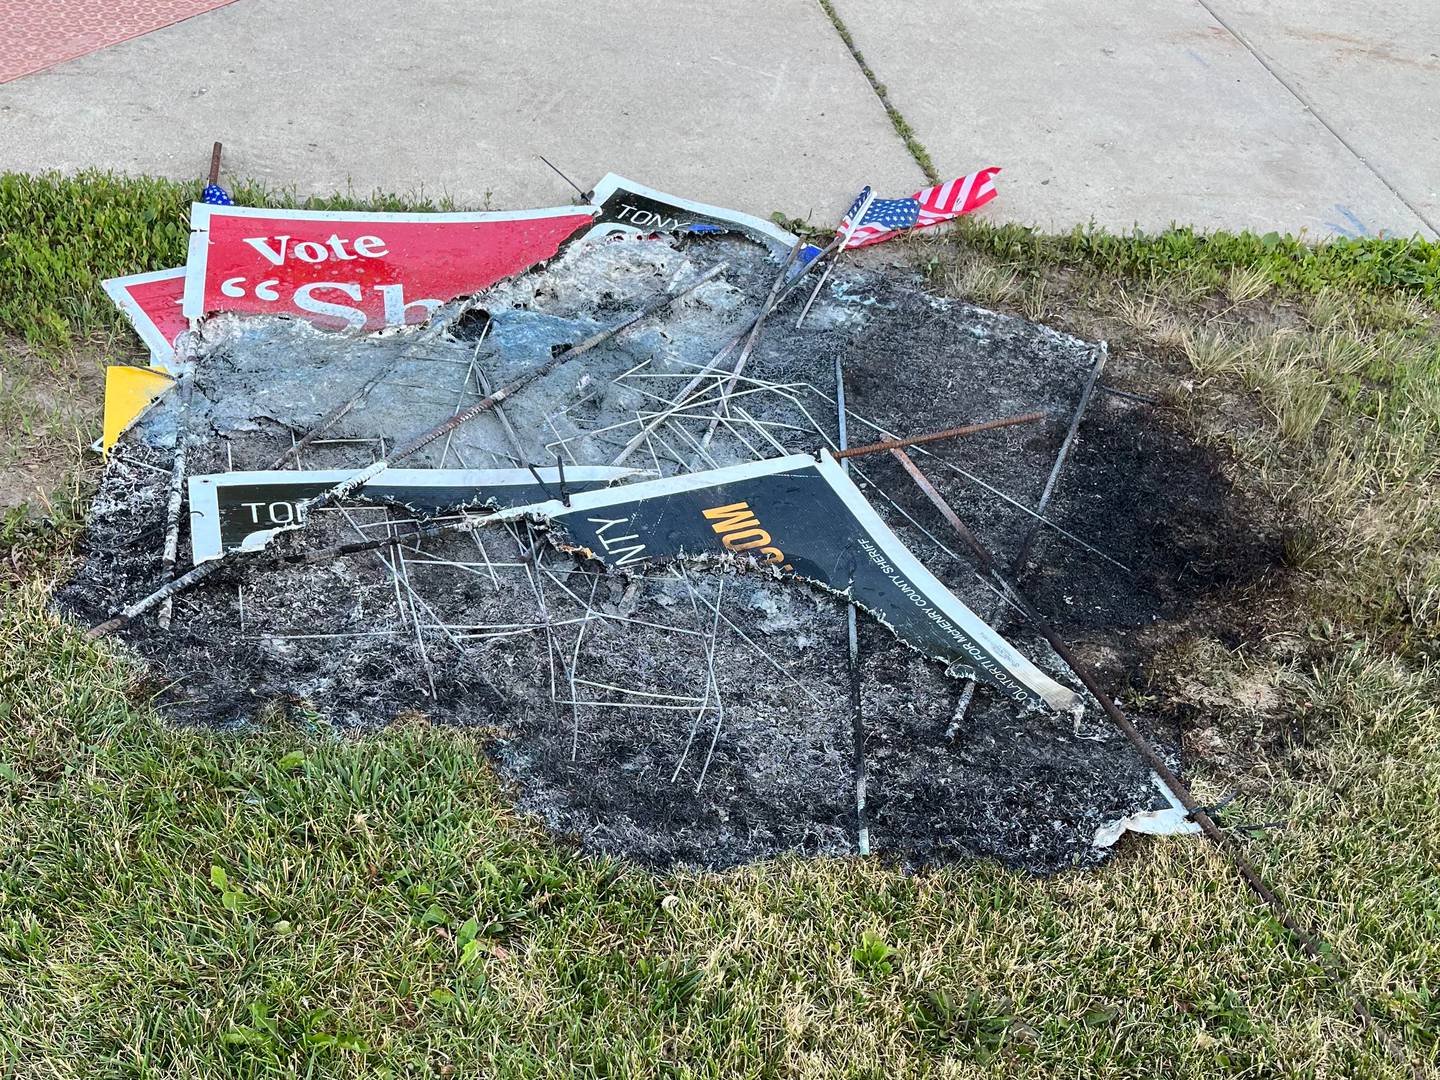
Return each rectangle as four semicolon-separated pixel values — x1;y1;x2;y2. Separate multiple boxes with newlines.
831;0;1437;238
0;0;1435;238
0;0;922;225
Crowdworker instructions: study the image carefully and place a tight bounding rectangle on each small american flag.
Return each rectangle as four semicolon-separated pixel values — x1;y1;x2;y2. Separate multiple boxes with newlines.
837;167;1000;249
201;183;233;206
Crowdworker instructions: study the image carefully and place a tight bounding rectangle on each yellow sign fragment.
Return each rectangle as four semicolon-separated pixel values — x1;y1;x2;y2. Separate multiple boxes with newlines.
102;365;175;455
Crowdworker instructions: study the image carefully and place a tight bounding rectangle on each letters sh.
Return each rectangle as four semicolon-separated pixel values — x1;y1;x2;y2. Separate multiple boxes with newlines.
220;232;439;329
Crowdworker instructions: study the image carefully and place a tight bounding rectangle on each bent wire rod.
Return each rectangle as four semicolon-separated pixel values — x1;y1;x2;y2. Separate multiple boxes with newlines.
690;573;729;793
569;573;601;761
671;566;724;783
691;240;805;460
612;236;843;466
826;396;1132;574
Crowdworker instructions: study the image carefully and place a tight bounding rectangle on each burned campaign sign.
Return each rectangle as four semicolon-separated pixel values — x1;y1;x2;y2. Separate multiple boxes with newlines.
502;453;1080;715
189;466;637;562
582;174;807;259
183;203;598;330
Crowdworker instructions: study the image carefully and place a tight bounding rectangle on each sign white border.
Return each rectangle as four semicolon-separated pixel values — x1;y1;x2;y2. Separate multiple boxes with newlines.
102;266;187;364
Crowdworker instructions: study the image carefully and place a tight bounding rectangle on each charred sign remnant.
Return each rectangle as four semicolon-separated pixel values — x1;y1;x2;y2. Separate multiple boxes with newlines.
189;467;638;561
583;174;810;259
102;267;189;365
76;189;1237;874
183;202;600;329
497;453;1081;715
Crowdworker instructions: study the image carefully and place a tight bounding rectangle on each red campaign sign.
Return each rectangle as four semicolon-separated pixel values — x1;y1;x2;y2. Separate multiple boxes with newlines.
182;203;598;330
102;267;189;364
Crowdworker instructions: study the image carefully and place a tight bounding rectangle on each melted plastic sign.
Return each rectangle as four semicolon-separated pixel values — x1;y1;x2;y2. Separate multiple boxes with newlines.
182;203;598;330
500;453;1081;715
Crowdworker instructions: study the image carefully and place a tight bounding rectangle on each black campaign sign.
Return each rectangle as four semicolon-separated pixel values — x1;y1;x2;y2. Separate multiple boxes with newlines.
580;174;802;257
516;454;1079;714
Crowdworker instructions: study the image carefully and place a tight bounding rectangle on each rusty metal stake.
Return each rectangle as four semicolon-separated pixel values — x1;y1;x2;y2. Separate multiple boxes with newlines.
952;345;1107;731
831;411;1045;461
835;354;869;856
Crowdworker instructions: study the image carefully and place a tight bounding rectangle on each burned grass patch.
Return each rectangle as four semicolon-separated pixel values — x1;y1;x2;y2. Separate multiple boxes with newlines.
1022;390;1287;646
55;235;1298;875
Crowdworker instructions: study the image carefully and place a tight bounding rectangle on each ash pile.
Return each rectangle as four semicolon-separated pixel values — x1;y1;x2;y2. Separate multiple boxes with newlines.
63;175;1209;873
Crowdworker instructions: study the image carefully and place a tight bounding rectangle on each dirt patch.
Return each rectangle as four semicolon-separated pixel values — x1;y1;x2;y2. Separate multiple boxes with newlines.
55;235;1289;874
0;338;109;512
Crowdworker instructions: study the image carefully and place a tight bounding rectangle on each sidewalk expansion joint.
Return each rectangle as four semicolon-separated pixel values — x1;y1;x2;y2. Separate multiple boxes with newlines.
1193;0;1437;238
816;0;939;185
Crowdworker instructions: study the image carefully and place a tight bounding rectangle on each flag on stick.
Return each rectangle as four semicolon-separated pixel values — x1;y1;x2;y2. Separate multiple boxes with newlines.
837;167;1000;248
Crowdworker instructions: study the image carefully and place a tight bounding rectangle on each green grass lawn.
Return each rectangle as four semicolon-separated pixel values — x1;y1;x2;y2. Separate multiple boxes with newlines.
1;173;1437;1078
